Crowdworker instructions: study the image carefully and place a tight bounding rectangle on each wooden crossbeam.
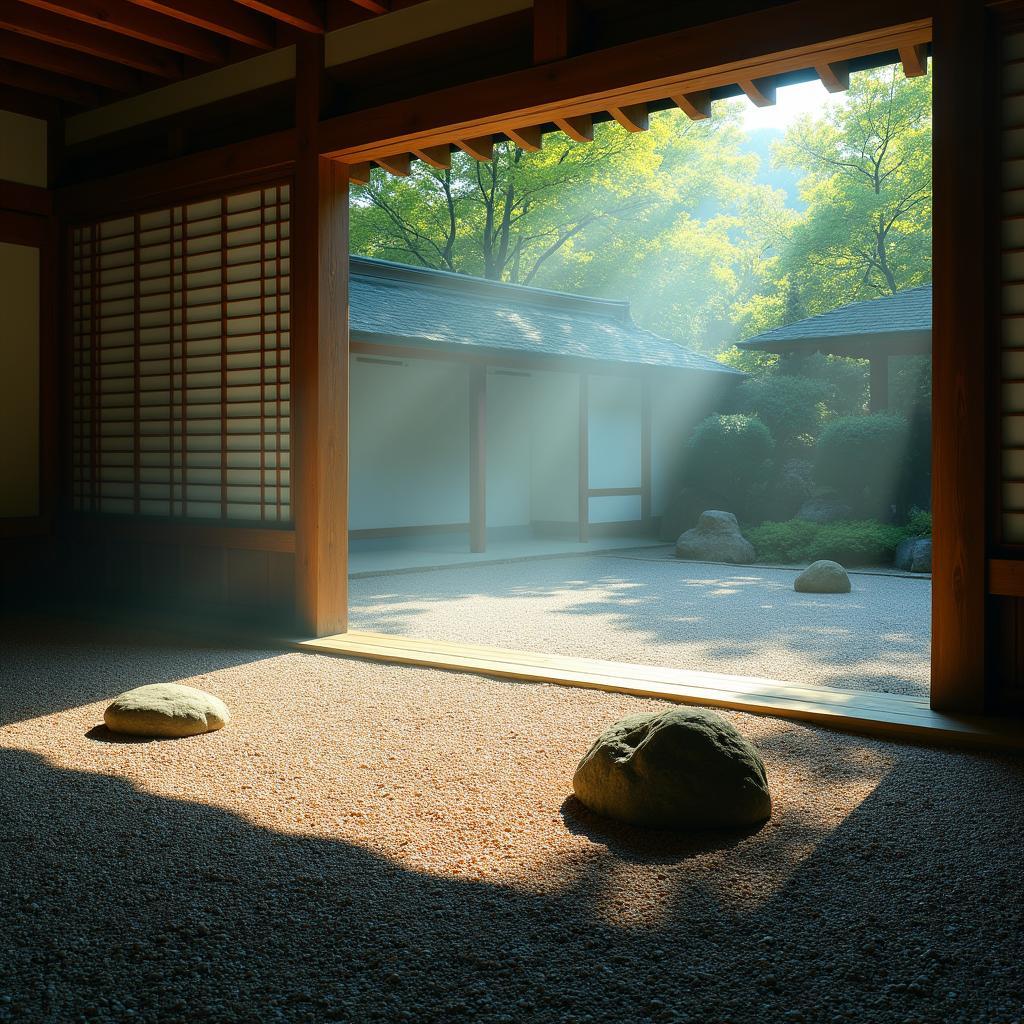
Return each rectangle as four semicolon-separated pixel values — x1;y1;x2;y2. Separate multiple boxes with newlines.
233;0;322;33
738;77;777;106
0;29;141;91
347;161;372;184
553;113;592;142
608;102;649;132
16;0;225;63
455;135;494;161
533;0;578;64
411;144;451;169
503;124;544;151
671;90;711;120
815;60;850;92
0;54;99;105
125;0;274;49
899;42;928;77
0;3;181;78
347;0;389;13
374;152;411;176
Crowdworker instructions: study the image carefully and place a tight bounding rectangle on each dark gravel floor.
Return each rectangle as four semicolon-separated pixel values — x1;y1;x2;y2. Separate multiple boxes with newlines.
1;617;1021;1024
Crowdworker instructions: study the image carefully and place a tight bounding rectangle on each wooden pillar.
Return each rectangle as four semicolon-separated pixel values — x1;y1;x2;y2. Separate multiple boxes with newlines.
469;364;486;553
931;0;990;712
292;36;349;637
868;355;889;412
641;377;652;528
578;372;589;543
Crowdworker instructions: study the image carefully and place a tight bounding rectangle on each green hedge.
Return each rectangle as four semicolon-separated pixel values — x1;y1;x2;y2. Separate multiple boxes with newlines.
746;518;910;567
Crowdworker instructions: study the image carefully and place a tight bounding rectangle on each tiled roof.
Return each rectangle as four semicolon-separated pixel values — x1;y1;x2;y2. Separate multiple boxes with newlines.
737;284;932;354
349;257;740;375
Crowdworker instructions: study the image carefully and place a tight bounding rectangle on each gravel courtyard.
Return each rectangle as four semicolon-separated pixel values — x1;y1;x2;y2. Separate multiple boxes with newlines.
350;549;932;697
1;618;1021;1024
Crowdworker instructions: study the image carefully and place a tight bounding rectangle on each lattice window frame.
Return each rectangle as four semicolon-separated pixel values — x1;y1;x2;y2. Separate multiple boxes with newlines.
71;182;292;524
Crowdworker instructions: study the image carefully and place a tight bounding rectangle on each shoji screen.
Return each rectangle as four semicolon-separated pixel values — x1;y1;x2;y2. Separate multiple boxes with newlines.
1002;31;1024;544
71;183;291;523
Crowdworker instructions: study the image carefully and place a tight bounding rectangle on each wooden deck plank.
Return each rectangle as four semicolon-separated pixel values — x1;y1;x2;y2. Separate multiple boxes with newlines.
295;631;1024;750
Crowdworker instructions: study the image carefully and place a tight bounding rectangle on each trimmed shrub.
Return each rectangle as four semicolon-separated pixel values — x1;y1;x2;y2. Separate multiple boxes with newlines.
735;375;829;451
682;414;775;522
906;506;932;538
814;414;909;516
747;518;909;566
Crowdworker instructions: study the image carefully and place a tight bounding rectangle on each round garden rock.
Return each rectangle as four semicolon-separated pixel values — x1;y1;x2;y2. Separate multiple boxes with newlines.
675;510;755;564
104;683;230;738
572;707;772;830
794;559;851;593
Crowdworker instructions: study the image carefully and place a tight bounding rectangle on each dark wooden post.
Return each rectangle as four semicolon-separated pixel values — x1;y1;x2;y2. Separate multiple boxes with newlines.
292;36;349;637
868;355;889;412
469;364;486;553
641;377;652;529
931;0;990;712
578;371;589;542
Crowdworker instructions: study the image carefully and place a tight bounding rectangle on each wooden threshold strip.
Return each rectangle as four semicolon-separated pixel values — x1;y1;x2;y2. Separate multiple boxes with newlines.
296;631;1024;750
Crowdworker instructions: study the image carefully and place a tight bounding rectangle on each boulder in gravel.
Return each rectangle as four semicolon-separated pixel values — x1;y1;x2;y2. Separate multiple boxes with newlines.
573;707;771;830
794;559;851;594
797;497;853;524
894;537;932;573
104;683;229;737
675;510;755;564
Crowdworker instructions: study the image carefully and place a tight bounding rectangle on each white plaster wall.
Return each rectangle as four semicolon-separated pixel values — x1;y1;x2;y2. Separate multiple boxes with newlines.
349;357;469;529
0;242;40;518
0;112;46;187
529;370;579;524
486;371;532;528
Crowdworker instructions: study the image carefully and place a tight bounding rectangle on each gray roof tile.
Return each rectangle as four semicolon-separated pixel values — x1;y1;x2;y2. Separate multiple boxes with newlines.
349;256;740;375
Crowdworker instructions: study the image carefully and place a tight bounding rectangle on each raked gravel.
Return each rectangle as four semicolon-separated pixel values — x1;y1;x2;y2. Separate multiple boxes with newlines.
350;552;931;697
1;617;1020;1024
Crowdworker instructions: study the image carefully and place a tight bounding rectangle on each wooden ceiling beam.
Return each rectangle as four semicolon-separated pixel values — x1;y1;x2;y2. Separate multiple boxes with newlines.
899;42;928;77
503;124;543;151
374;152;411;176
455;135;494;161
125;0;274;49
0;3;181;77
0;55;100;106
671;91;711;120
553;113;592;143
15;0;226;64
533;0;578;65
815;60;850;93
232;0;323;33
347;0;389;13
738;77;777;107
410;144;451;169
347;161;372;184
0;29;141;92
608;103;648;132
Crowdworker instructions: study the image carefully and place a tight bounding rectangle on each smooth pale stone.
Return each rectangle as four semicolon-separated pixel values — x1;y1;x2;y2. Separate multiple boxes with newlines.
104;683;230;738
794;559;851;593
573;707;772;830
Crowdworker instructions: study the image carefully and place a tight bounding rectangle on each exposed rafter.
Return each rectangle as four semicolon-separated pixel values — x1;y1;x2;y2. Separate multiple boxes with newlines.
899;42;928;77
503;124;544;151
374;153;411;176
232;0;323;34
16;0;225;64
455;135;495;161
671;91;711;120
738;77;776;106
608;103;648;132
815;59;850;92
410;144;451;169
348;0;389;13
0;2;181;78
553;113;593;143
0;28;141;92
125;0;275;49
0;54;99;105
348;161;372;184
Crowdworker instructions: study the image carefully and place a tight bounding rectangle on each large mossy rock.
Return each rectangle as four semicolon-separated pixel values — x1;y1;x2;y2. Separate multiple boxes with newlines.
794;559;851;594
894;537;932;573
104;683;230;738
572;707;772;830
675;510;755;564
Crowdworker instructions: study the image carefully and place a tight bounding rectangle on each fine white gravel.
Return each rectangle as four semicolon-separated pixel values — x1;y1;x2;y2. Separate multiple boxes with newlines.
0;617;1020;1024
350;552;932;697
